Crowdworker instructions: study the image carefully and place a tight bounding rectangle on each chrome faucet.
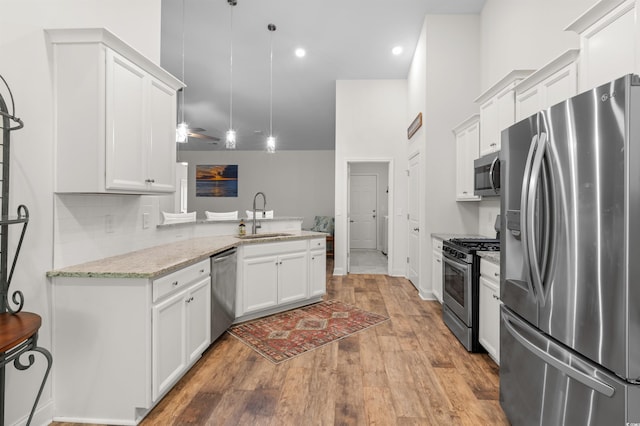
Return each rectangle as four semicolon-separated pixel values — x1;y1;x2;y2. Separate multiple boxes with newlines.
252;192;267;234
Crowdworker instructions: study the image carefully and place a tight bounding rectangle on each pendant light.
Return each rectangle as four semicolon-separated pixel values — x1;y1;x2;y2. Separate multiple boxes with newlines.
266;23;276;153
225;0;237;149
176;0;188;143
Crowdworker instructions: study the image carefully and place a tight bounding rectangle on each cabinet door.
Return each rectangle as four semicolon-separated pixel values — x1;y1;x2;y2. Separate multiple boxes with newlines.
105;51;148;191
479;275;500;364
515;86;542;122
243;255;278;313
456;121;480;201
152;289;186;401
309;249;326;298
479;98;498;156
147;79;177;192
543;62;578;109
186;277;211;364
432;249;443;303
278;251;308;304
496;88;516;151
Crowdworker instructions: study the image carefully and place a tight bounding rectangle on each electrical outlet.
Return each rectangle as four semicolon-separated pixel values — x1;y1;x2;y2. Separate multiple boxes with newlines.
105;214;114;233
142;212;150;229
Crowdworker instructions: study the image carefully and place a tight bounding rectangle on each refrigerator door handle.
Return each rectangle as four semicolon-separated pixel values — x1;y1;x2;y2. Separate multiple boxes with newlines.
520;133;539;299
502;309;616;397
525;131;548;306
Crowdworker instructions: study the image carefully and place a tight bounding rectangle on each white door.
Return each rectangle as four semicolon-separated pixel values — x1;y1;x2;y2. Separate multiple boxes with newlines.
350;174;377;249
407;153;420;288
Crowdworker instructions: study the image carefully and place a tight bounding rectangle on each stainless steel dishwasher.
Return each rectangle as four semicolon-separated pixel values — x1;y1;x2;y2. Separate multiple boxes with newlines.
210;247;237;343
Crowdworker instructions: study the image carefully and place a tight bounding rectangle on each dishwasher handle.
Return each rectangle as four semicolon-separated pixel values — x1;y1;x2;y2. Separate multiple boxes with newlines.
212;248;237;263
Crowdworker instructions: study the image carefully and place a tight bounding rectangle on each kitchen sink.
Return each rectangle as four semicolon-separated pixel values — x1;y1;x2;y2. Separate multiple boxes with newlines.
237;232;292;239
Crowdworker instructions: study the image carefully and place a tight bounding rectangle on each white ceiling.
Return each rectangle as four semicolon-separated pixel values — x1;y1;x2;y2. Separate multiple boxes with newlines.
161;0;486;151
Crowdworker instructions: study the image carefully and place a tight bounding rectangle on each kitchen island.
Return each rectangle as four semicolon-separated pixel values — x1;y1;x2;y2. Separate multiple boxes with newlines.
48;231;326;425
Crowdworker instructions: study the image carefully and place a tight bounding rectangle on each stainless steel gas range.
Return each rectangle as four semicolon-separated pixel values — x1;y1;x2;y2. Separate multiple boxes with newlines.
442;238;499;352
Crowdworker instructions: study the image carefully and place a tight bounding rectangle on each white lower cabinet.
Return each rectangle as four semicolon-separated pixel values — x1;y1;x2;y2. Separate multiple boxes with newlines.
237;238;326;321
431;238;444;303
52;259;211;424
152;275;210;401
479;258;501;365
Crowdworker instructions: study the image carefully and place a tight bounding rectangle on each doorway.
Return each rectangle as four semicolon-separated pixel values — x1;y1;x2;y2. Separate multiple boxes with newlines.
348;162;389;274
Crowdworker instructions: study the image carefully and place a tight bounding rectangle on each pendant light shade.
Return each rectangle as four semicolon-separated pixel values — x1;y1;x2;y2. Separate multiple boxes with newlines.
176;0;188;143
225;0;237;149
266;23;276;153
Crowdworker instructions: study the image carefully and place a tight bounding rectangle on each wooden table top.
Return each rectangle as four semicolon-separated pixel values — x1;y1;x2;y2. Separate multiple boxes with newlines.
0;312;41;353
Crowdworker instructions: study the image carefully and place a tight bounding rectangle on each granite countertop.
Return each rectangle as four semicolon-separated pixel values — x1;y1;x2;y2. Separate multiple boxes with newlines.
478;251;500;265
431;233;492;241
48;230;326;279
157;216;304;228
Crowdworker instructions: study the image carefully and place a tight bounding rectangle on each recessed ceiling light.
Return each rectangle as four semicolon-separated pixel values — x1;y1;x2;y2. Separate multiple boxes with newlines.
392;46;403;56
295;48;306;58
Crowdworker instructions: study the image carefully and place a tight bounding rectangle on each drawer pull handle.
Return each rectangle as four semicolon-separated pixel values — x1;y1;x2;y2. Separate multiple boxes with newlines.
172;281;179;286
185;296;194;304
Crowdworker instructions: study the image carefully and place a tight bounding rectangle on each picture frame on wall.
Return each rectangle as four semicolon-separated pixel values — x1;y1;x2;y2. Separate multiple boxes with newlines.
196;164;238;197
407;112;422;139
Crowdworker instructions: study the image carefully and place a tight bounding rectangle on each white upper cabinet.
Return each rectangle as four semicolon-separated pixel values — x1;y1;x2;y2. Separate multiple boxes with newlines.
475;70;534;156
565;0;637;92
453;115;480;201
515;49;580;122
47;28;185;194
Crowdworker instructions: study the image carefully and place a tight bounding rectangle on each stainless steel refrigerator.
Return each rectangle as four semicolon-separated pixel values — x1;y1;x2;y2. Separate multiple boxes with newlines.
500;74;640;425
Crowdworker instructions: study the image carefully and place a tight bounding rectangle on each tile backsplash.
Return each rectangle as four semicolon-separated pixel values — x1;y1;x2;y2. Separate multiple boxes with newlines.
54;193;180;268
479;198;500;238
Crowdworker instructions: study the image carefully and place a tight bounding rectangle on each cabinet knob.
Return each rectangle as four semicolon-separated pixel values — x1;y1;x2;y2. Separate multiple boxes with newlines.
199;269;205;273
436;259;441;263
172;280;179;287
494;272;499;277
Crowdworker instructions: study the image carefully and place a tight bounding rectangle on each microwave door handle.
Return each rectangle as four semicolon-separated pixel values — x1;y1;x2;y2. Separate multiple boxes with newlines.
489;156;499;194
526;132;548;306
521;133;539;300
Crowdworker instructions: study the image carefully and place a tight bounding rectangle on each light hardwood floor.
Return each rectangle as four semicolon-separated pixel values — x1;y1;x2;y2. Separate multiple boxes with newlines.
53;261;509;425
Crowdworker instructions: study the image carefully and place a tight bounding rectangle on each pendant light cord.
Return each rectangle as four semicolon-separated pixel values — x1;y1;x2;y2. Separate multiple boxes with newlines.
229;4;234;130
269;26;273;137
180;0;186;123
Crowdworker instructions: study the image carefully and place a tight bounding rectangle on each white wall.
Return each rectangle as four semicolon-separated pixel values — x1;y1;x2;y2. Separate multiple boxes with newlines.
478;0;595;234
408;15;482;299
350;162;389;252
0;0;161;424
480;0;593;90
334;80;407;276
177;150;335;229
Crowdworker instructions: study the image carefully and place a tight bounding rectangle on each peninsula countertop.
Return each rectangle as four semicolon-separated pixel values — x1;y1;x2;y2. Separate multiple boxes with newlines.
47;231;326;279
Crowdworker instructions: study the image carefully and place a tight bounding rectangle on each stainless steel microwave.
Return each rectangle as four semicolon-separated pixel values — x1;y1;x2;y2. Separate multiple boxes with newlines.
474;152;500;197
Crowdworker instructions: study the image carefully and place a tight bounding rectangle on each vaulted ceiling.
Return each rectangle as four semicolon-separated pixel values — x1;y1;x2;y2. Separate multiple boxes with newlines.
161;0;486;151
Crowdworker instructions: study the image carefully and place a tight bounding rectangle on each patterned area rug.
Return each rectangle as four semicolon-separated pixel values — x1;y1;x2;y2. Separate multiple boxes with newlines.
228;300;389;364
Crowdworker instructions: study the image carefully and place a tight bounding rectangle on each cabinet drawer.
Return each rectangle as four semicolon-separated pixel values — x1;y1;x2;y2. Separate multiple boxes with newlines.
153;259;210;302
480;258;500;283
432;238;443;251
309;238;326;250
243;240;307;258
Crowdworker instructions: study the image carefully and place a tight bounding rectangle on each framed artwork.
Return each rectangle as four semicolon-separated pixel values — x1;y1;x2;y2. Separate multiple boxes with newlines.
196;165;238;197
407;112;422;139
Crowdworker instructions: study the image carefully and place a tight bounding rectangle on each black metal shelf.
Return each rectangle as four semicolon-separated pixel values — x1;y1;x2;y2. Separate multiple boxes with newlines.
0;74;51;426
